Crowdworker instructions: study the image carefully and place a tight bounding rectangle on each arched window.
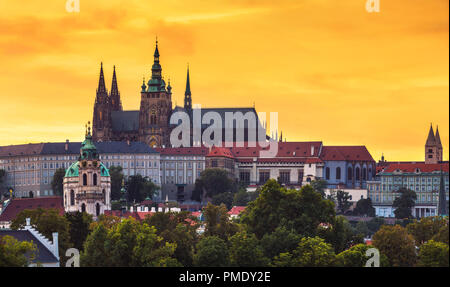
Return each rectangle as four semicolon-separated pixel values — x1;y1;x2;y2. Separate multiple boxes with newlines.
336;167;341;180
29;191;34;198
102;189;106;203
369;168;372;179
70;190;75;206
83;174;87;186
81;203;86;213
362;167;367;180
93;174;97;186
96;203;100;216
356;167;360;181
348;167;353;180
325;167;330;180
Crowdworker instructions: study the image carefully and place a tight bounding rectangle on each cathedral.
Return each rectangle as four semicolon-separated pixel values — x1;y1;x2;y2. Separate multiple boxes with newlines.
92;40;262;148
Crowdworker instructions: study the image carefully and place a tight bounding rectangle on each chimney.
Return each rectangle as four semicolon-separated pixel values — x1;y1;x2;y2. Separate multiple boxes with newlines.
65;140;69;151
26;218;31;227
311;146;315;156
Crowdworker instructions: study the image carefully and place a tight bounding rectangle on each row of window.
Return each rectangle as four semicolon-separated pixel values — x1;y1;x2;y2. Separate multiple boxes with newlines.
324;166;372;181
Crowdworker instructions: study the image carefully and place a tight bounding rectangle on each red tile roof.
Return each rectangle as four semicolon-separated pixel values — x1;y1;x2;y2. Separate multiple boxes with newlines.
382;162;449;173
0;197;64;222
230;142;323;158
155;147;208;156
320;146;375;162
206;146;235;159
228;206;246;216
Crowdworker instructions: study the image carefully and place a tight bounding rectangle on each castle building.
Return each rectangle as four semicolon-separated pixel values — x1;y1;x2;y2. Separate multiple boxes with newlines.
91;40;263;148
63;126;111;218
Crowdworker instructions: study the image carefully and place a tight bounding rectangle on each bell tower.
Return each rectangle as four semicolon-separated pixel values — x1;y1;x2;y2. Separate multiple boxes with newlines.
138;39;173;147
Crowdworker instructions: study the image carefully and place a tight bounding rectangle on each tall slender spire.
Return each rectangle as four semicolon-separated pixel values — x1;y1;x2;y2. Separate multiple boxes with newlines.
435;125;442;148
151;38;162;81
110;65;122;111
426;123;436;146
97;62;107;94
438;168;448;216
184;65;192;111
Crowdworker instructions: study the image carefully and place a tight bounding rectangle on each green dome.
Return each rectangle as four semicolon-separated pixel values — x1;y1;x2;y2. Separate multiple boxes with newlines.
64;161;110;178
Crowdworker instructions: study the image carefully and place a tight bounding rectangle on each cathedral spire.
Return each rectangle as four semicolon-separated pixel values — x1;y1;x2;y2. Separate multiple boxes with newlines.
184;65;192;111
151;38;162;81
97;62;107;95
426;123;436;146
110;65;122;111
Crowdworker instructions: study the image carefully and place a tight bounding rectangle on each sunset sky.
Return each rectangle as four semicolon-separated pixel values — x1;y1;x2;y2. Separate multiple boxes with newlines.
0;0;448;161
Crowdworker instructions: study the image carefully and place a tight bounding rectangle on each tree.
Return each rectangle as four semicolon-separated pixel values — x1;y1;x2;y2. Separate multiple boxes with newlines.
406;216;448;246
355;221;369;238
417;240;449;267
372;225;417;267
432;224;449;245
65;211;93;251
80;224;109;267
193;236;230;267
144;211;199;266
393;188;416;219
11;208;71;266
336;190;352;214
0;235;37;267
366;217;385;236
241;179;335;239
192;168;238;201
260;226;302;260
203;203;239;240
353;198;375;217
229;231;269;267
232;188;251;206
109;166;124;201
273;237;336;267
310;179;328;197
318;215;363;253
126;174;160;203
51;168;65;196
211;192;234;210
336;243;389;267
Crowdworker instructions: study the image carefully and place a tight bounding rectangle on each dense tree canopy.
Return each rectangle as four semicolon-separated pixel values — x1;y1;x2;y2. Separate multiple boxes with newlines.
372;225;417;267
353;198;376;217
393;188;417;219
193;236;230;267
241;180;335;239
109;166;124;201
192;168;238;201
65;211;93;251
203;203;239;240
51;168;66;196
229;231;269;267
417;240;449;267
126;174;160;203
406;216;448;245
0;235;36;267
211;192;234;210
336;190;352;215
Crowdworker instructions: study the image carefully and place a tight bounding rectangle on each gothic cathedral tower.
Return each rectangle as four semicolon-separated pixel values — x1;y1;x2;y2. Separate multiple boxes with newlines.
92;63;112;141
138;40;173;147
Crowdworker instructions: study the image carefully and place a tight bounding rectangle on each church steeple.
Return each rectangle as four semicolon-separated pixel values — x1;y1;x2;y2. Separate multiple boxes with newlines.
184;65;192;111
97;62;107;96
151;38;162;81
110;65;122;111
435;126;442;148
426;123;436;146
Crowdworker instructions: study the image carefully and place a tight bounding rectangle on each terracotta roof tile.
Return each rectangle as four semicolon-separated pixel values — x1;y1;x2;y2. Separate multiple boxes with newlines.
0;197;64;222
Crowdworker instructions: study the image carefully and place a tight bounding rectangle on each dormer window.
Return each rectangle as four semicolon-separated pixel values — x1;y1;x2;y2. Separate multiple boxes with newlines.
415;168;421;173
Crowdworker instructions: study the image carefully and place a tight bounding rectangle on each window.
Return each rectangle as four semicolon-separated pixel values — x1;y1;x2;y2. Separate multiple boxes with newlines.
240;171;251;185
336;167;341;180
96;203;100;216
325;167;330;180
211;160;218;167
93;174;97;186
83;174;87;186
70;190;75;205
362;167;367;180
259;171;270;184
279;171;290;184
81;203;86;213
348;167;353;180
355;167;360;181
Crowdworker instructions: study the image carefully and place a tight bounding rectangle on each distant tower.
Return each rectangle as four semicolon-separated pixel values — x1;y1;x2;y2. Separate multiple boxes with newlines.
63;123;111;219
438;169;448;216
138;39;173;147
184;65;192;114
92;63;112;142
425;124;443;164
109;65;123;111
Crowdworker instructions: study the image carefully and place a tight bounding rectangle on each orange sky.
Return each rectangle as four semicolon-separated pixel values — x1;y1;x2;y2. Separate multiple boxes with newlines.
0;0;448;161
